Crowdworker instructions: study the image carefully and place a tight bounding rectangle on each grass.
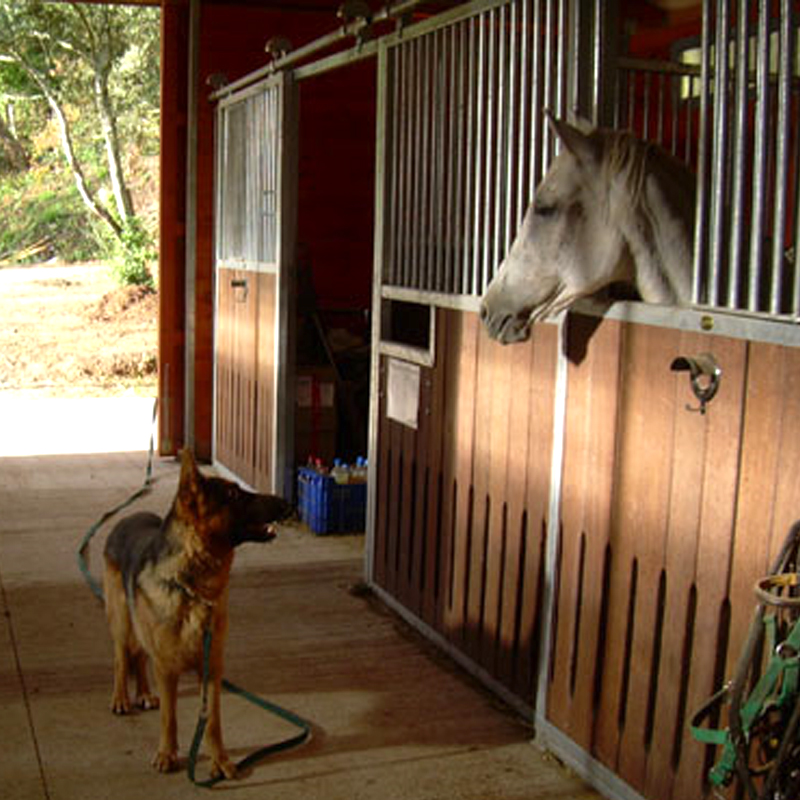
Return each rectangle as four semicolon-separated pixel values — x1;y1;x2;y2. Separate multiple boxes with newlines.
0;165;101;264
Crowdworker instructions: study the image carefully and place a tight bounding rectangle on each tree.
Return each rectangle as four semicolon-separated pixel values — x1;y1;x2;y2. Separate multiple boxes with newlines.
0;1;159;247
0;104;29;171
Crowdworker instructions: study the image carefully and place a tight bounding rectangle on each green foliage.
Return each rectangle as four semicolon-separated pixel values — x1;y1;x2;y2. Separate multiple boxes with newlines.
0;166;99;262
0;1;161;265
108;217;156;288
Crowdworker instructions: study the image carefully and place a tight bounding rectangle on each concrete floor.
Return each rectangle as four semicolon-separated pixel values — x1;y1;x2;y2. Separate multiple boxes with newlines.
0;441;600;800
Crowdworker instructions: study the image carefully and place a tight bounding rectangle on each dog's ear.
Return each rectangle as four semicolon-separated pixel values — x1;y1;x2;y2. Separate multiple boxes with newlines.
178;449;202;496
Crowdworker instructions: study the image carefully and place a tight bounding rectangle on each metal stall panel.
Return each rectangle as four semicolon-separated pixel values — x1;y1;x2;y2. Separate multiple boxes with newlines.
619;1;800;319
213;73;297;494
380;0;583;300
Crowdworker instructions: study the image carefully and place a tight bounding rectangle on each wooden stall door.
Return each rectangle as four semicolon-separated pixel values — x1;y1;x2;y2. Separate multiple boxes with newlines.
215;269;258;485
213;74;296;494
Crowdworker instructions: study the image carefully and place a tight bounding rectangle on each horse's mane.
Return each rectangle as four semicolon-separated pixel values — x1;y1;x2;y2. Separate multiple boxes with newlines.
594;130;696;215
588;128;696;303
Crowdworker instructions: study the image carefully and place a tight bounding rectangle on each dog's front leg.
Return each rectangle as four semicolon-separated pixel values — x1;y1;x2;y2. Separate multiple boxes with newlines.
133;651;159;711
152;667;180;773
206;671;236;779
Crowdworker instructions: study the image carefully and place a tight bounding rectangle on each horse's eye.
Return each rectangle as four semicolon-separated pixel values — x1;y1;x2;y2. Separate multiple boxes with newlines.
534;203;557;218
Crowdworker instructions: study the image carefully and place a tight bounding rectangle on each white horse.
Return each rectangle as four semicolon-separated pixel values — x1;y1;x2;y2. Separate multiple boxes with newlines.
480;114;695;344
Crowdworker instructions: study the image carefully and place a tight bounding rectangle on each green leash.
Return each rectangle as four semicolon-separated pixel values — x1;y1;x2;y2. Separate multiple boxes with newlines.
187;628;312;787
76;401;311;785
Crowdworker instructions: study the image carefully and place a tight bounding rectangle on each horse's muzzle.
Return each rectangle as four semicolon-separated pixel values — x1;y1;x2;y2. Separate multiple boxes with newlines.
479;301;532;344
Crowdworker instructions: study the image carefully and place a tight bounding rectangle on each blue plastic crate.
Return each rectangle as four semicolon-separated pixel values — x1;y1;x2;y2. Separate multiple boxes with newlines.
297;467;367;534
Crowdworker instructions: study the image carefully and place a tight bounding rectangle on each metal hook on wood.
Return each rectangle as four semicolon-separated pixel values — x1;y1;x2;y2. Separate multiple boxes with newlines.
670;353;722;415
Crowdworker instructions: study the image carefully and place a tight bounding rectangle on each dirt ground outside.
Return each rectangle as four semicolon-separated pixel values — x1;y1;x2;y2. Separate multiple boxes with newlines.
0;261;158;399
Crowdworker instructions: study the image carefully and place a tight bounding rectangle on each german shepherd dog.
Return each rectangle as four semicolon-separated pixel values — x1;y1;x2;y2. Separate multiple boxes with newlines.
103;450;292;778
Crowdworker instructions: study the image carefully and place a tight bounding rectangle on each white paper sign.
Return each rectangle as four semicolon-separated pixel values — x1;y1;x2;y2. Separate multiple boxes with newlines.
386;358;421;430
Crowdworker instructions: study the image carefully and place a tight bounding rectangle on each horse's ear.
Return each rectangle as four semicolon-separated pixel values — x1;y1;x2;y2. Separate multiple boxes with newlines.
565;112;594;134
545;111;600;168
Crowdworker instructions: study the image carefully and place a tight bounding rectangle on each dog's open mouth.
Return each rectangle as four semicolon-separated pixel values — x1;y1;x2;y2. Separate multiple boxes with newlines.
235;522;278;545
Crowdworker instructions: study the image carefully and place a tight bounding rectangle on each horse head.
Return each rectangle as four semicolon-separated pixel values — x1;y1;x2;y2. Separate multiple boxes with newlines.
480;114;695;344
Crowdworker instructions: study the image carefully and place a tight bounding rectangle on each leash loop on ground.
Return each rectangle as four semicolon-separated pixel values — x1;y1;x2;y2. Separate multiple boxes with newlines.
188;628;312;787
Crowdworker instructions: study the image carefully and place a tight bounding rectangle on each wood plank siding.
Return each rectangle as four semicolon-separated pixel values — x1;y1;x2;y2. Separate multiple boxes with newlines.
214;268;277;492
548;314;800;800
372;309;558;706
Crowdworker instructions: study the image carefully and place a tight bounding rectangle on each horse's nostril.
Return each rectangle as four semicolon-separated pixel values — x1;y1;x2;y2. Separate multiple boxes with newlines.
479;303;488;321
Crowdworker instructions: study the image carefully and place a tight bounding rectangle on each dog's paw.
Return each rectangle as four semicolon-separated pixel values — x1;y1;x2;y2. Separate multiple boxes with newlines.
151;750;179;773
110;695;131;715
210;755;237;781
135;693;160;711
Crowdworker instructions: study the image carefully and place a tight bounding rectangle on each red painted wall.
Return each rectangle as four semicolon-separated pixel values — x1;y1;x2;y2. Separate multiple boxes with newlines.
297;61;376;317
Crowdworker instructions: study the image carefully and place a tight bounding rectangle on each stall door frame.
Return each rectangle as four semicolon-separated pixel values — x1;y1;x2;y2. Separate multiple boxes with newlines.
212;71;297;496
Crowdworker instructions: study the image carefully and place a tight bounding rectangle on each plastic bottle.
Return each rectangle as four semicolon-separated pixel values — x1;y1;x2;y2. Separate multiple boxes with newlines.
351;456;367;483
331;458;349;484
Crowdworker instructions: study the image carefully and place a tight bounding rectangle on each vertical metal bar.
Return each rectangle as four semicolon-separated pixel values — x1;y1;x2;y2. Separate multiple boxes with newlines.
454;21;467;296
794;85;800;315
404;40;417;288
464;16;477;295
592;0;603;124
275;71;298;497
627;71;636;134
261;92;267;263
366;42;390;584
255;95;262;263
244;99;251;264
530;0;543;192
184;0;200;450
420;32;433;292
434;28;447;294
271;86;278;260
481;8;498;294
708;0;730;308
254;95;260;263
642;71;651;140
534;317;569;732
670;73;679;156
412;36;425;290
389;47;401;285
256;93;262;263
401;44;413;287
504;1;518;258
728;0;750;308
472;13;487;295
692;0;713;304
748;0;770;311
656;72;665;146
400;42;412;287
685;74;694;165
556;0;567;120
542;0;554;169
517;0;532;223
568;0;580;119
443;23;457;295
491;5;507;278
770;0;792;314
